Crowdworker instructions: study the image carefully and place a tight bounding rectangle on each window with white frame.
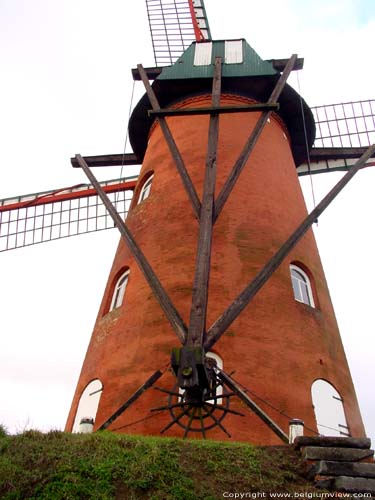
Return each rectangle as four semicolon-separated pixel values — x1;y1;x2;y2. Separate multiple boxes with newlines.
109;270;129;311
290;264;315;307
138;175;153;204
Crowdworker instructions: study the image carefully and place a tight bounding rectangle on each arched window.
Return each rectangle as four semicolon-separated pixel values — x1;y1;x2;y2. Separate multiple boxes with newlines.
109;270;129;311
72;379;103;433
138;174;153;204
289;264;315;307
311;379;350;437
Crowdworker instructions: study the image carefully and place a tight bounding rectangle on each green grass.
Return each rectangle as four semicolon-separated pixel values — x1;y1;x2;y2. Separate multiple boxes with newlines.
0;429;317;499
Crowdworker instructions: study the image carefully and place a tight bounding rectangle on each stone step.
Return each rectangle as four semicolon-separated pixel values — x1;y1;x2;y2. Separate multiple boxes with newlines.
295;436;371;450
315;476;375;494
335;476;375;494
308;460;375;479
302;446;374;462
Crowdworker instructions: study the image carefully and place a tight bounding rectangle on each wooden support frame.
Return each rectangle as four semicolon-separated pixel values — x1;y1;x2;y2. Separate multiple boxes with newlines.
76;154;188;344
213;54;298;222
187;57;222;348
137;64;201;219
204;143;375;351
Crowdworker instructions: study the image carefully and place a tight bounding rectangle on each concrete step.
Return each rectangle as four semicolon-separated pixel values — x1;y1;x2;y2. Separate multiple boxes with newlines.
308;460;375;479
302;446;374;462
315;475;375;494
295;436;371;449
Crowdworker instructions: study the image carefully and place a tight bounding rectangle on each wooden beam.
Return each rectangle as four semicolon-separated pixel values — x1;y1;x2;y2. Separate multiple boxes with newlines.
132;66;163;81
268;57;304;71
204;143;375;351
216;369;289;443
213;54;298;223
149;103;279;118
76;154;187;344
98;370;163;430
137;64;201;219
187;57;222;348
71;153;139;168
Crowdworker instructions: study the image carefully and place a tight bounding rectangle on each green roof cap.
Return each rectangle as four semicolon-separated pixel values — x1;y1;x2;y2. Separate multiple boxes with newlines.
158;40;278;80
129;39;315;166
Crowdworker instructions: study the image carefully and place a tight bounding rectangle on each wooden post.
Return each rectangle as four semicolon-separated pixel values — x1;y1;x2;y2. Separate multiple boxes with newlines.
204;143;375;350
187;57;222;348
76;154;187;344
137;64;201;219
213;54;298;222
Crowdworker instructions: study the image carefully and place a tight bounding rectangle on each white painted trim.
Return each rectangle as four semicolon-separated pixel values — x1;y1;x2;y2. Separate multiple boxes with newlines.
138;174;153;204
194;42;212;66
225;40;243;64
109;269;130;311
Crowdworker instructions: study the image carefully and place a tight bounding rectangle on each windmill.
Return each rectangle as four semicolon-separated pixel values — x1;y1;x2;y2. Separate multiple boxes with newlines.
0;0;374;440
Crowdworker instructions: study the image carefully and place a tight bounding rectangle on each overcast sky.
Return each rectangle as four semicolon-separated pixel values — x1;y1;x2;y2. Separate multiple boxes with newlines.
0;0;374;442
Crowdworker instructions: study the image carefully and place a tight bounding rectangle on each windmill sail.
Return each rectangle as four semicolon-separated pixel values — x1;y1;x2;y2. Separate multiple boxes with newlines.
0;177;136;252
298;99;375;175
145;0;211;67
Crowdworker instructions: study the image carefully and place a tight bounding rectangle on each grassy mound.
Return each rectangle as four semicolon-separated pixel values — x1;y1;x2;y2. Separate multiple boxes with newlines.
0;430;317;499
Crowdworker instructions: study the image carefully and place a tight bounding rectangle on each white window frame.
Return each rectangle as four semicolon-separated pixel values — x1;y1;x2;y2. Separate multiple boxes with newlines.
109;270;129;311
290;264;315;307
138;175;154;204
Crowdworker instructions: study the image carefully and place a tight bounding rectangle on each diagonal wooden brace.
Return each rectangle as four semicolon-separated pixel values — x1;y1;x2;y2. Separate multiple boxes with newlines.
76;154;187;344
213;54;298;222
137;64;201;219
98;370;163;430
187;57;222;348
204;143;375;351
216;368;289;443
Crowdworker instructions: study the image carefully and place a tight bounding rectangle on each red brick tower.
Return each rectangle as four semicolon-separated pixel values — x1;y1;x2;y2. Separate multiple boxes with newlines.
66;40;366;444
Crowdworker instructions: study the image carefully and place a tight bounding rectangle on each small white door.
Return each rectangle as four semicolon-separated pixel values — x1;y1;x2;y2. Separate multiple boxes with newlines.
311;379;350;436
72;379;103;432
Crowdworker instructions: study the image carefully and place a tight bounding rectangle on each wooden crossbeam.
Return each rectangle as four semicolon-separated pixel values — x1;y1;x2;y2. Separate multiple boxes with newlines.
71;153;139;168
76;155;188;344
137;64;201;219
149;103;279;118
204;143;375;351
187;57;222;348
213;54;298;222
